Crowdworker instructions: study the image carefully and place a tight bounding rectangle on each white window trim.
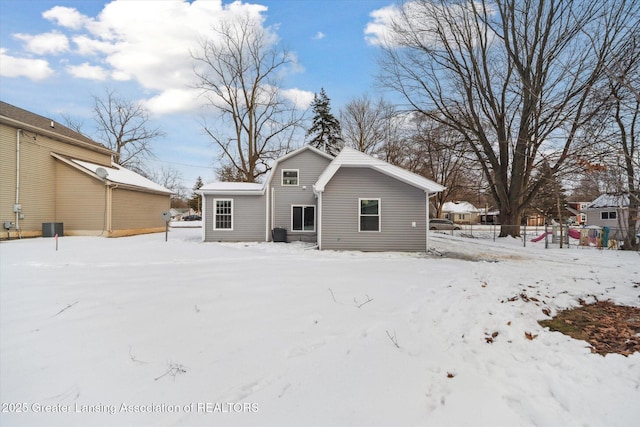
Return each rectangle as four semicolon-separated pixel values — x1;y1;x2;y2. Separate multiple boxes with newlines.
358;198;381;232
213;198;233;231
291;205;316;232
282;169;299;186
600;210;617;220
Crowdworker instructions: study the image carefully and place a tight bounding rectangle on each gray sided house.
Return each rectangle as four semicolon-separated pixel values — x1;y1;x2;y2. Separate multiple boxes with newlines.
200;146;445;252
584;194;631;240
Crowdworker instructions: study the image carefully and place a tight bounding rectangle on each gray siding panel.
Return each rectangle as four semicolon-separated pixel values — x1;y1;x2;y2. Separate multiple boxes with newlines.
270;149;332;240
321;167;427;251
203;194;266;242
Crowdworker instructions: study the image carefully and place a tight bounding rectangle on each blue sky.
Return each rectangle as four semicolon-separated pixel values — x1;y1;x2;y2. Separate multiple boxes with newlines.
0;0;398;189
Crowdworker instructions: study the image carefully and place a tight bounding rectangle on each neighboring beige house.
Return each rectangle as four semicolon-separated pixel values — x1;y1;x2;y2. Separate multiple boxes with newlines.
1;101;172;239
441;201;482;224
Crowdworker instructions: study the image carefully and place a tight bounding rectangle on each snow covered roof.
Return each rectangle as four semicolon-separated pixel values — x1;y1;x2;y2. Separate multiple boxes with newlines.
585;194;630;209
69;159;173;194
50;154;172;194
442;201;481;213
199;181;265;195
314;147;445;194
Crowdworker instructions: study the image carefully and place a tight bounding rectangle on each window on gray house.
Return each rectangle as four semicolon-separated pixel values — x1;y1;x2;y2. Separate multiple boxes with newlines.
282;169;299;186
359;199;380;232
214;199;233;230
601;211;617;220
292;206;315;231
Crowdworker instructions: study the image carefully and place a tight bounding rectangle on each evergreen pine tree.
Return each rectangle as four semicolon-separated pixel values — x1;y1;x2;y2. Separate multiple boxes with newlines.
307;88;343;156
528;164;568;222
189;176;204;213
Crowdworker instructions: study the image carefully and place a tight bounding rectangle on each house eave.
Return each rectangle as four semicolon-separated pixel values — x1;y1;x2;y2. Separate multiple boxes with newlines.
198;189;265;196
1;115;114;156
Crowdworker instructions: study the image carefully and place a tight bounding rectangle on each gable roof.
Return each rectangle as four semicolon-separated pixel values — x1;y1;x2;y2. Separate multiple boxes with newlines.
199;145;334;195
585;194;629;209
0;101;113;155
313;147;445;194
264;144;334;187
442;201;481;213
51;153;173;195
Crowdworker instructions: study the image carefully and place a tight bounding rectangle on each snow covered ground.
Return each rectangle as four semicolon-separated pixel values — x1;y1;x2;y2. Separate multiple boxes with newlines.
1;228;638;427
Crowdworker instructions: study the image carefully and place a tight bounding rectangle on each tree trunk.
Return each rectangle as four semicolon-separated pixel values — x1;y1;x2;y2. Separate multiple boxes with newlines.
498;210;522;237
623;191;639;251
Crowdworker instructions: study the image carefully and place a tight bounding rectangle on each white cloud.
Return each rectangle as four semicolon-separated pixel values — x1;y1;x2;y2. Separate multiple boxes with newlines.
365;1;496;48
72;35;117;56
42;6;90;30
62;0;270;113
111;70;131;81
66;62;108;80
14;31;69;55
0;48;54;80
312;31;325;40
364;4;399;47
280;88;315;109
7;1;307;115
142;88;206;115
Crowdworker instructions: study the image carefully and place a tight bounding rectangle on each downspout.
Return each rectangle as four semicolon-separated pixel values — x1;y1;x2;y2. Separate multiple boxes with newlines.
104;183;117;236
265;186;270;241
201;192;206;242
426;191;431;253
15;129;22;238
317;191;322;250
271;187;275;234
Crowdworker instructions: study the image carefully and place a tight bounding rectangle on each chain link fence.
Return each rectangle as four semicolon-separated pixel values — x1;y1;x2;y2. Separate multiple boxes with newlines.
431;224;636;250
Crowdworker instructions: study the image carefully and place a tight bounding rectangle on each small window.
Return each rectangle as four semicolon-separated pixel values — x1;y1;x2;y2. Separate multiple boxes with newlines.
601;211;617;220
214;199;233;230
282;169;299;186
292;205;315;231
359;198;380;232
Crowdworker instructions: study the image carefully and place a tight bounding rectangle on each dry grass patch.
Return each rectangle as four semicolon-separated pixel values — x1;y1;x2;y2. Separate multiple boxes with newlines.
539;301;640;356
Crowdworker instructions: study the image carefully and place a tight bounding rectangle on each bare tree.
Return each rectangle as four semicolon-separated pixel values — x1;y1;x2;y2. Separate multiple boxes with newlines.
192;12;304;182
340;95;396;155
378;0;639;237
398;114;481;216
147;165;187;204
60;113;86;135
93;89;164;173
590;33;640;249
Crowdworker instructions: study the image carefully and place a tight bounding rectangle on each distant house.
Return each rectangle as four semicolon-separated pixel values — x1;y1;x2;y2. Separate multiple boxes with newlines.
583;194;630;240
525;213;546;227
199;146;445;252
567;201;589;225
441;201;482;224
479;208;500;224
1;101;172;239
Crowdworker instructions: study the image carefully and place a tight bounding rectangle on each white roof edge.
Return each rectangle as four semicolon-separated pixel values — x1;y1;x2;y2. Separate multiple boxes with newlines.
198;189;265;196
198;181;265;196
314;147;445;193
